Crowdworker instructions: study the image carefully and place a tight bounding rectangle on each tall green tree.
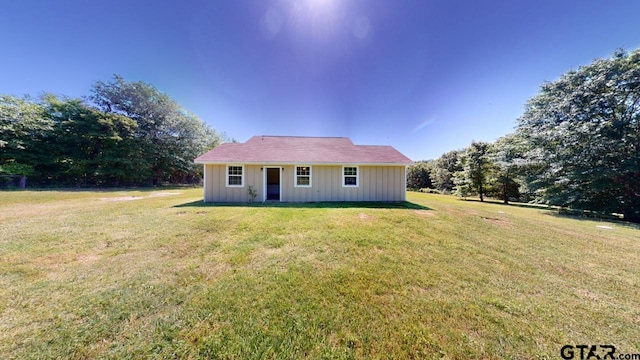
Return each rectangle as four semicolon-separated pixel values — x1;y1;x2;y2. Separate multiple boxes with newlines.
0;95;52;177
431;150;462;193
41;95;139;186
455;141;492;201
2;76;225;187
406;161;433;190
517;49;640;222
489;134;526;204
90;75;224;185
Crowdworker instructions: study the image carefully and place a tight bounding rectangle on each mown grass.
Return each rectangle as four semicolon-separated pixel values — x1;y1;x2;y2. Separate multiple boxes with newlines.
1;189;639;359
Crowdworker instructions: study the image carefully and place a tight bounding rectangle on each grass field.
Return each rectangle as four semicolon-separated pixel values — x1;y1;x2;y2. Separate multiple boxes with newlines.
1;188;639;359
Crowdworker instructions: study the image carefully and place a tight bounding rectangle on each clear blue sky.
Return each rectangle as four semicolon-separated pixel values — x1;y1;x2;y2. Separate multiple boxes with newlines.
2;1;639;160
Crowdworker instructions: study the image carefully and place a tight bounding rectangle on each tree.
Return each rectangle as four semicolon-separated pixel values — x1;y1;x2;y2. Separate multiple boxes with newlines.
0;95;52;179
406;161;433;190
455;141;491;201
489;134;527;204
431;150;462;193
41;95;139;186
2;76;225;187
89;75;225;185
517;49;640;222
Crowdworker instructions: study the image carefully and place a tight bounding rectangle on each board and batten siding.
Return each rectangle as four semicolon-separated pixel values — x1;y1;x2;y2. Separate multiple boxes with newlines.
281;165;405;202
203;164;406;202
203;164;263;203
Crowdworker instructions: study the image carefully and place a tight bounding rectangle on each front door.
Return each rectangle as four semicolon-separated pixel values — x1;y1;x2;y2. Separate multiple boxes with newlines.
265;168;280;201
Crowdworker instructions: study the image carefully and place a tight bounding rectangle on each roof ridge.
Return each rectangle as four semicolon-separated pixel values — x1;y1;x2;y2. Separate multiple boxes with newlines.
257;135;349;139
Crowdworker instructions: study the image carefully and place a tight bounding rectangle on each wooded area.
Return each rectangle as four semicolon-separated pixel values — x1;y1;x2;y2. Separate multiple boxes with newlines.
407;49;640;222
0;75;226;187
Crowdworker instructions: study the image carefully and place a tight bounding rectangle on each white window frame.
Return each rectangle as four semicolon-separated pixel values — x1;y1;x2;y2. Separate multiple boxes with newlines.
226;165;244;187
342;166;359;187
294;165;312;188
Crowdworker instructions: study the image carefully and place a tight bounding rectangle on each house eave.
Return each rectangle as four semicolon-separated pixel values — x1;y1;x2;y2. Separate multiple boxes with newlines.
195;160;412;166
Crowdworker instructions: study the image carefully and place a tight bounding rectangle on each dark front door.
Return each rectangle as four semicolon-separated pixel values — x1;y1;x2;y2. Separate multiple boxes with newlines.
266;168;280;201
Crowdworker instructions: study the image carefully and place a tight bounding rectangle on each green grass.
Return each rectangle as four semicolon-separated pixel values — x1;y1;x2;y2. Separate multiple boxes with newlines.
1;189;639;359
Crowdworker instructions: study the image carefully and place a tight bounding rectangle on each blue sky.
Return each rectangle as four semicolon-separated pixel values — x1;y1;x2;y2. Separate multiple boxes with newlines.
2;1;639;160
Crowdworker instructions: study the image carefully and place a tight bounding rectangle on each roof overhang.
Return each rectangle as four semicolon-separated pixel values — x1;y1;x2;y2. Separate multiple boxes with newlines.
195;161;412;166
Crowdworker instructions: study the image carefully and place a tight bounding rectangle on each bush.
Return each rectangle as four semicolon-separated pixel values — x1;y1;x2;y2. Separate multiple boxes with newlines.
418;188;441;194
0;175;26;189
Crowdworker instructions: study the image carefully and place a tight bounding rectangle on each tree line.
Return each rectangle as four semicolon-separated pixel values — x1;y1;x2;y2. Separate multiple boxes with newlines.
0;75;226;187
407;48;640;223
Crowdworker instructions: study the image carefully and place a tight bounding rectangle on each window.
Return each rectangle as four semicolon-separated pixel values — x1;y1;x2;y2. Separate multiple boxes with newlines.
343;166;358;187
226;165;244;187
295;166;312;187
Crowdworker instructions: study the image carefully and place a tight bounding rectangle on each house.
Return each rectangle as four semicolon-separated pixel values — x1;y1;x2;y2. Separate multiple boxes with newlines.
194;136;413;203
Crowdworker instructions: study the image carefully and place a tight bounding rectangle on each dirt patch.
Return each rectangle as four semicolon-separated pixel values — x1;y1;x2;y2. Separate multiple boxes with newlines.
413;210;434;217
358;213;377;222
99;196;143;202
36;253;76;266
99;191;180;202
149;192;181;197
481;216;510;226
76;254;100;264
596;225;613;230
575;289;599;301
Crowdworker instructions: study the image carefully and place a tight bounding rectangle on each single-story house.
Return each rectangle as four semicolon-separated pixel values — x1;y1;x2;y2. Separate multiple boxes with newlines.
194;135;413;203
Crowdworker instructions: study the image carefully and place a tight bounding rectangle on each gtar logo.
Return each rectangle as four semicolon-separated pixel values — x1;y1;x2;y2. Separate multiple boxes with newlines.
560;345;616;360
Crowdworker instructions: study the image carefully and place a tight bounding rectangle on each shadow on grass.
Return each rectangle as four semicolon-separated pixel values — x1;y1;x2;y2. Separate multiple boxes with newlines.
174;200;431;210
8;185;199;193
461;198;640;227
544;211;640;228
460;198;537;207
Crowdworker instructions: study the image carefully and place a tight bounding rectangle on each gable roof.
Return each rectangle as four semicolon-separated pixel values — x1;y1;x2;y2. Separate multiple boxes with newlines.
194;136;413;165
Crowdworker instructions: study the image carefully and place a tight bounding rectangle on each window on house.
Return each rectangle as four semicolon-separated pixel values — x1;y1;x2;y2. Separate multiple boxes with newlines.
226;165;243;187
295;166;312;187
343;166;358;187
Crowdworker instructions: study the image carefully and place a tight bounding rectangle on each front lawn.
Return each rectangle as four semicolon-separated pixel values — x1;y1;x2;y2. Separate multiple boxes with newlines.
1;189;638;359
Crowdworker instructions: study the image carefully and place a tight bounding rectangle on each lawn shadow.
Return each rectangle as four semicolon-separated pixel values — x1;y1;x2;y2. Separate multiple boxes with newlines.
13;185;199;193
543;211;640;229
461;198;640;228
174;200;431;210
460;198;538;208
